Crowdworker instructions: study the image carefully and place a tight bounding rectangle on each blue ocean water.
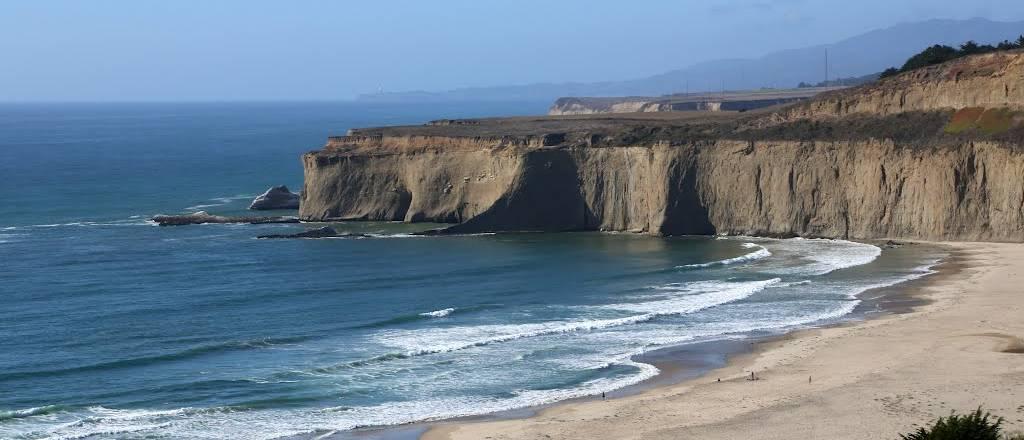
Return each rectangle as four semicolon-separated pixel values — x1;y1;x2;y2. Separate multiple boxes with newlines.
0;102;942;439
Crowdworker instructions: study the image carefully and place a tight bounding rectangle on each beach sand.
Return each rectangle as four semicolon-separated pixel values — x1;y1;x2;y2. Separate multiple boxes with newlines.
422;242;1024;439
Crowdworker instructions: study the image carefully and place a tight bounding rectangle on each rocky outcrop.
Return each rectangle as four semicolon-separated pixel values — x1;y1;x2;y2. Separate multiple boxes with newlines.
152;211;299;226
256;226;370;239
249;186;300;210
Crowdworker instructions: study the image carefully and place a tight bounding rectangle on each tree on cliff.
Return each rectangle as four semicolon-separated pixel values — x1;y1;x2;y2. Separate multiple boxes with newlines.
879;67;901;79
997;39;1018;50
901;44;959;71
958;40;997;55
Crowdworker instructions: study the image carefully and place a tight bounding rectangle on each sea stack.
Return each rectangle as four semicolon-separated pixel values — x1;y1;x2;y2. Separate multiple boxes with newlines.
249;186;300;210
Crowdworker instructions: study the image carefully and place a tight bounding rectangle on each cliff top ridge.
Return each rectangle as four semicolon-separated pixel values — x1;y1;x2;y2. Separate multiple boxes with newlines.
321;51;1024;155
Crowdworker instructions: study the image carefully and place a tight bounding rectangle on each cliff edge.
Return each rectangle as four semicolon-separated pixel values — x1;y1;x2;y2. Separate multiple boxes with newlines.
301;51;1024;241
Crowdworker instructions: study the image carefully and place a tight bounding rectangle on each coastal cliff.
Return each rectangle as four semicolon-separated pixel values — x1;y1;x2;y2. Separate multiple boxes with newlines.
301;51;1024;241
302;138;1024;241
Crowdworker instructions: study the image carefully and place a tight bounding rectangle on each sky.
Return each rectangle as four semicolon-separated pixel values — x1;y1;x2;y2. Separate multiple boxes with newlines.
3;0;1024;102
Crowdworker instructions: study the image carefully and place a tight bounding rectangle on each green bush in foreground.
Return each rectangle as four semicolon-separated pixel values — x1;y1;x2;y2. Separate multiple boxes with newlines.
900;408;1004;440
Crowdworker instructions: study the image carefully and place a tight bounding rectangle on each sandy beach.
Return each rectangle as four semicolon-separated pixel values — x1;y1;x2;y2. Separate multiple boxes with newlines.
423;242;1024;440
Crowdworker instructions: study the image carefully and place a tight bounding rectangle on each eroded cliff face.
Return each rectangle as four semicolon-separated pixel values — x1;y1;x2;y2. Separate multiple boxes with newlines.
302;135;1024;241
697;140;1024;241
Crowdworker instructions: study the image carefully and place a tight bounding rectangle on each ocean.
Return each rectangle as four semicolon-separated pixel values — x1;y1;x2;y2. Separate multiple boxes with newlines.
0;102;944;440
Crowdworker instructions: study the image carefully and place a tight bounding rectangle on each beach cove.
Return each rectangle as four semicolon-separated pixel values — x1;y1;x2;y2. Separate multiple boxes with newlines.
424;242;1024;439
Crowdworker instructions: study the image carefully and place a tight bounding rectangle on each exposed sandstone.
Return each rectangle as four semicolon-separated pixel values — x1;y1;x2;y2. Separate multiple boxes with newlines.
767;50;1024;124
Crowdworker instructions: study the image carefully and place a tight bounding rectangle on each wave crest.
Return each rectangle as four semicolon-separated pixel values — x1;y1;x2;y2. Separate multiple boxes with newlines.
375;278;780;358
678;243;772;269
420;308;455;318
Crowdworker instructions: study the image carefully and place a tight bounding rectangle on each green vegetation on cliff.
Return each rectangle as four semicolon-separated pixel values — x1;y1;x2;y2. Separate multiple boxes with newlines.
881;36;1024;78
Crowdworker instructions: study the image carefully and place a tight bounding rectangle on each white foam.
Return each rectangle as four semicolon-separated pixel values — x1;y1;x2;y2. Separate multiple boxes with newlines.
420;308;455;318
603;278;780;314
678;243;771;268
366;233;427;239
23;219;152;229
761;238;882;275
184;203;224;211
0;405;63;420
376;279;779;356
0;360;659;440
184;194;255;211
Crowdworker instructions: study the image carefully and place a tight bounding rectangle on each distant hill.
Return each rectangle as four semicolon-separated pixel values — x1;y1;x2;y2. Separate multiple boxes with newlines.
357;18;1024;103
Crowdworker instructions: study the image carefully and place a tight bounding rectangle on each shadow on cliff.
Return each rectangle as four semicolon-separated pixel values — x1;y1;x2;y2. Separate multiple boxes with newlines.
442;148;717;236
444;149;589;233
660;154;716;236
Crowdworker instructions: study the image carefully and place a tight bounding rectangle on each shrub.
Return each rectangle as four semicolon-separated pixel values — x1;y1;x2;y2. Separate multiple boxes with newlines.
945;108;1019;135
945;107;986;134
880;67;901;79
899;408;1004;440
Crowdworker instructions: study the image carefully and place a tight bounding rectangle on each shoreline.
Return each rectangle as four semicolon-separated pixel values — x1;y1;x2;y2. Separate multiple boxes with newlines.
322;239;948;440
421;242;1024;439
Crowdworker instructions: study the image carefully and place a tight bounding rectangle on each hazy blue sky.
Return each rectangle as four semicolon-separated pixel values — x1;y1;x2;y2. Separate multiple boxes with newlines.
3;0;1024;101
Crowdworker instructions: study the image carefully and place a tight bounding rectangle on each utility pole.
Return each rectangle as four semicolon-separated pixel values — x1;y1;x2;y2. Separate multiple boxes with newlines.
824;48;829;87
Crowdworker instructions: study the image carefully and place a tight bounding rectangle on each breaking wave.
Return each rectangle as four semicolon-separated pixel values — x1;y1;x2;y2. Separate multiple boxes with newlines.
420;307;456;318
375;278;780;357
678;243;772;268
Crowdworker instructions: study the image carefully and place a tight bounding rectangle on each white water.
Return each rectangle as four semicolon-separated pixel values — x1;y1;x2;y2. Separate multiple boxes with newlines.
677;242;771;268
420;308;456;318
